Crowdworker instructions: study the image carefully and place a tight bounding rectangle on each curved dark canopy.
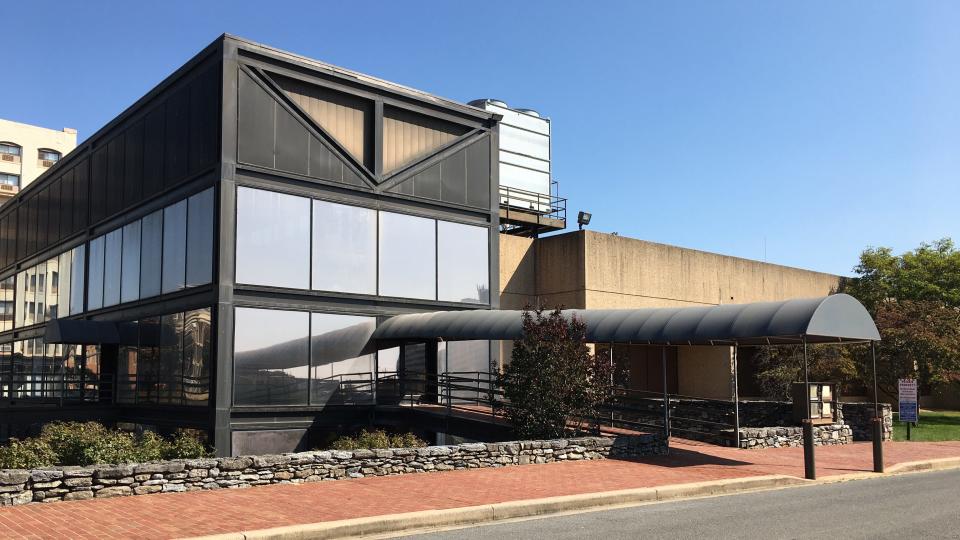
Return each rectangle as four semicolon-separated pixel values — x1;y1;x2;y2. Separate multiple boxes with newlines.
373;294;880;346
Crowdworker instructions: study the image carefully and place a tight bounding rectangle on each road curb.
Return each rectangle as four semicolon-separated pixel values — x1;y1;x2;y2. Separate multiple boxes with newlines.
183;457;960;540
182;475;804;540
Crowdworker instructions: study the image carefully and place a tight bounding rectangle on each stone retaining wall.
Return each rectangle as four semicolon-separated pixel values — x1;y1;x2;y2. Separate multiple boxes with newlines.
738;424;852;449
838;403;893;441
0;433;666;506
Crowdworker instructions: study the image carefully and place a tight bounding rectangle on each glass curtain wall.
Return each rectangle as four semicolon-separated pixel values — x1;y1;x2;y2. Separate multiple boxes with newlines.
235;186;490;304
233;307;380;407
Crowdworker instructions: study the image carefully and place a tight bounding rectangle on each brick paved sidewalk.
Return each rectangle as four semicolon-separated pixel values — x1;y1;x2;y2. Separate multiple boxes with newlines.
0;440;958;540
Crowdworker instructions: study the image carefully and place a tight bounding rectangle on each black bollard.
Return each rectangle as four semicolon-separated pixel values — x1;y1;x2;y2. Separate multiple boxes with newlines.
803;419;816;480
872;417;884;473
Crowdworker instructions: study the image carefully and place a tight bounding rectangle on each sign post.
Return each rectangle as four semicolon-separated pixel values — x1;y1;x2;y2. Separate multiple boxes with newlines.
898;379;918;440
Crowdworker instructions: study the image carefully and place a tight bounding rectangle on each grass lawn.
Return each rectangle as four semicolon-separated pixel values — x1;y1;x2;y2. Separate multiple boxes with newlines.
893;409;960;442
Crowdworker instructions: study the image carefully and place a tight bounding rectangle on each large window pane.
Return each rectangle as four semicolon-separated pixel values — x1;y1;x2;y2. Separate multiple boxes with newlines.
102;229;122;307
58;250;72;317
159;312;184;405
140;210;162;298
33;260;45;324
233;307;309;406
0;276;14;331
87;236;105;310
137;317;161;404
437;221;489;304
162;201;187;293
183;308;211;405
186;188;214;287
14;270;25;327
310;313;375;406
69;245;85;315
121;221;141;303
117;323;138;404
378;212;436;300
236;187;310;289
44;257;59;321
312;200;376;295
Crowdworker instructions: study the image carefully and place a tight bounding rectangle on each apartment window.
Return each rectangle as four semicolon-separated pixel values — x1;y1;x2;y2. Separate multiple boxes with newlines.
0;173;19;188
38;149;61;167
0;143;21;164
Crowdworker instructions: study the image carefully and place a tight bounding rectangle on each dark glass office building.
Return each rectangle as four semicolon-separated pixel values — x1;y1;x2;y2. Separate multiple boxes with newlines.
0;35;499;456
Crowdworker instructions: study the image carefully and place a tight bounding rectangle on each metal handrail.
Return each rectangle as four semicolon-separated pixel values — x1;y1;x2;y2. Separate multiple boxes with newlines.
498;185;567;222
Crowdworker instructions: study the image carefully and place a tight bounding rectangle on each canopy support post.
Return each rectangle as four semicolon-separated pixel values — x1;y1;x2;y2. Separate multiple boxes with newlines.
733;344;740;449
802;337;816;480
662;346;670;449
871;340;884;473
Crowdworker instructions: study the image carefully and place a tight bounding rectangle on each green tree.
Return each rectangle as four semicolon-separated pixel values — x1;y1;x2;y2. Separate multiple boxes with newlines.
839;238;960;396
751;345;858;400
498;308;615;439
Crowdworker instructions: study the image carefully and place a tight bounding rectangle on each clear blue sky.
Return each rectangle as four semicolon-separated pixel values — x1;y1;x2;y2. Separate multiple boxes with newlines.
4;1;957;276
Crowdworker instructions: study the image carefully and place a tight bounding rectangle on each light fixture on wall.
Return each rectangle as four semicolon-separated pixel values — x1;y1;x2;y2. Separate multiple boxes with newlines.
577;211;592;230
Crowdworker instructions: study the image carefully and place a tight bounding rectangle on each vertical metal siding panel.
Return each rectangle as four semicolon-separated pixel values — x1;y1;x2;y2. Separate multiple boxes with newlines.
60;168;73;240
440;149;467;206
124;120;145;209
74;160;89;232
275;105;309;175
48;180;60;246
465;137;491;209
237;71;276;169
106;135;124;217
189;65;219;175
91;147;108;224
165;85;190;187
15;206;24;260
143;106;166;199
274;76;371;167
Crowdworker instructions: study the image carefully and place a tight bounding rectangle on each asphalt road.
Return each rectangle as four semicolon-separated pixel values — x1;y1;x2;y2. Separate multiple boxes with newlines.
401;469;960;540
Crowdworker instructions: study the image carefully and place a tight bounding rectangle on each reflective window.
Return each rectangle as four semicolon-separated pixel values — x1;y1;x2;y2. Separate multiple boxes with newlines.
117;321;139;403
33;260;45;324
14;270;25;327
378;211;436;300
236;187;310;289
0;276;13;331
159;312;184;405
44;257;58;321
312;200;376;295
437;221;489;304
102;229;122;307
233;307;309;406
161;201;187;294
183;308;211;405
140;210;162;298
310;313;375;406
186;188;214;287
69;245;85;315
121;221;141;303
137;317;161;404
87;236;105;310
58;250;72;317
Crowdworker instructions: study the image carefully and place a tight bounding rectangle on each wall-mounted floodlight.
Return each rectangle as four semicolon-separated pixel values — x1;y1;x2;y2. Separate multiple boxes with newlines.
577;211;592;230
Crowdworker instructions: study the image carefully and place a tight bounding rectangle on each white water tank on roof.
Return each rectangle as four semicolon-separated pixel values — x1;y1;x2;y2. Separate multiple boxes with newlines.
469;99;551;205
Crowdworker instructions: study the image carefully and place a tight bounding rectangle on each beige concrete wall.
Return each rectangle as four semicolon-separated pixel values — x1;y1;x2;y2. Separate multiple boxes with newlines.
0;118;77;204
498;229;841;398
579;230;840;309
498;232;586;311
677;346;734;399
